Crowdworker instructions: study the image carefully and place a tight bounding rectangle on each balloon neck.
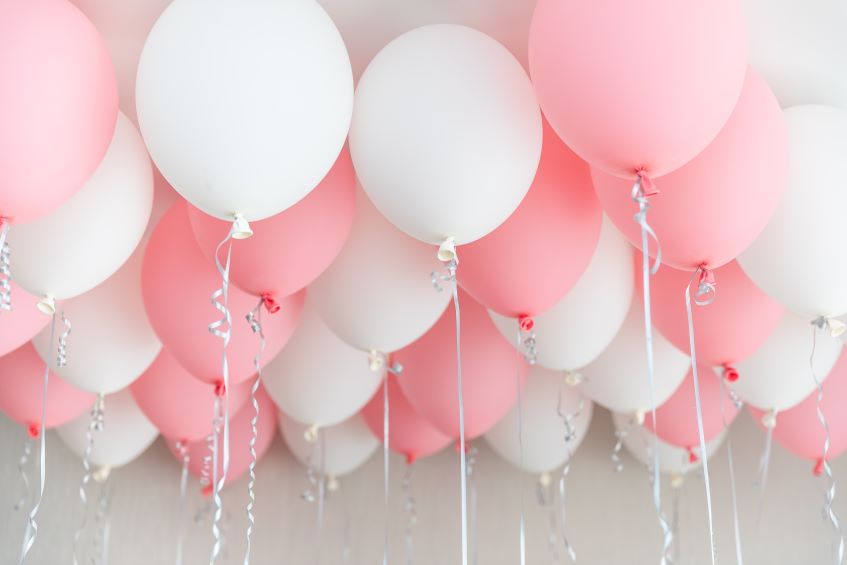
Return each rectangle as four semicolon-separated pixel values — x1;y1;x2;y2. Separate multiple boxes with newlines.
27;423;40;439
762;409;778;429
437;237;458;264
670;473;685;489
214;381;226;398
202;483;214;498
722;365;739;382
814;458;826;477
405;453;416;466
230;213;253;240
635;169;659;197
454;439;471;454
37;295;56;316
518;315;534;332
261;293;280;314
686;446;699;464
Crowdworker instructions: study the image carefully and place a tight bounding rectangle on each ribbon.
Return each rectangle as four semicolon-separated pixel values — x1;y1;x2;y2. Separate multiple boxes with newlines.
382;370;390;565
316;430;326;565
175;440;190;565
518;316;537;365
536;476;560;565
719;374;745;565
556;377;583;564
0;218;11;312
754;411;776;533
684;266;718;565
14;438;32;512
466;445;479;565
341;482;353;564
57;310;71;368
670;479;682;564
91;477;112;565
514;326;528;565
611;415;635;474
18;312;56;565
243;300;267;565
402;463;417;565
73;394;106;565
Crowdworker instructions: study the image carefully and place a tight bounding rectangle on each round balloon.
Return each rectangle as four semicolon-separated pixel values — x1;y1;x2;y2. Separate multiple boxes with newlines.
57;388;158;468
142;202;304;385
136;0;353;222
529;0;747;178
350;24;542;245
458;120;602;318
9;113;153;303
280;412;379;477
592;69;788;271
490;217;633;371
309;191;451;353
485;365;593;474
738;105;847;317
263;299;383;428
0;0;118;223
0;282;51;357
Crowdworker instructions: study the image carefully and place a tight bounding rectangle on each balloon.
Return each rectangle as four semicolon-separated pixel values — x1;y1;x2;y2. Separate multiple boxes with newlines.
645;366;739;448
280;412;379;477
130;350;252;442
396;289;529;439
361;375;451;464
733;312;843;411
0;282;51;357
490;217;633;371
0;343;95;433
142;202;304;385
458;121;602;318
169;386;277;484
592;69;788;271
648;260;784;367
582;298;690;415
350;24;542;245
9;113;153;304
484;365;593;474
309;191;450;353
528;0;747;178
743;0;847;109
188;149;356;301
31;243;161;394
613;412;727;476
0;0;118;224
263;299;383;428
749;349;847;463
136;0;353;222
738;105;847;317
57;388;158;468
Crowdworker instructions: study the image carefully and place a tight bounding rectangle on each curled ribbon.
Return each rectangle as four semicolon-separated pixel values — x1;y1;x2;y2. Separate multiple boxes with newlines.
518;316;537;365
14;438;32;512
0;218;11;312
402;463;418;565
556;378;583;564
57;310;71;368
719;375;745;565
611;415;635;474
243;300;266;565
73;394;106;565
91;477;112;565
536;476;561;565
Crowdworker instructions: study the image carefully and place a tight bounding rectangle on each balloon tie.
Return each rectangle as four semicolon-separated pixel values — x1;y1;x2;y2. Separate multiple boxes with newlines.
174;440;190;565
718;375;746;565
536;474;561;565
260;293;280;314
513;326;527;565
722;365;740;383
57;310;72;368
0;218;11;312
556;377;583;564
809;319;845;563
402;463;417;565
14;437;32;512
73;393;106;565
243;299;266;565
518;316;537;365
631;171;662;274
684;265;718;565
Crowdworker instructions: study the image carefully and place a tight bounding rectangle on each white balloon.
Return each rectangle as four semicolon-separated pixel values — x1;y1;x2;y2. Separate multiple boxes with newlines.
136;0;353;222
57;389;159;468
309;191;451;352
350;24;542;245
738;106;847;317
581;299;691;415
484;365;593;474
279;412;379;476
743;0;847;109
732;311;842;411
9;113;153;304
613;412;726;476
491;217;634;371
263;298;383;428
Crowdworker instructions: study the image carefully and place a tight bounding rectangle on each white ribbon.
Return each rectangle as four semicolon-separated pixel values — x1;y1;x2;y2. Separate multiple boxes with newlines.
243;300;266;565
73;394;106;565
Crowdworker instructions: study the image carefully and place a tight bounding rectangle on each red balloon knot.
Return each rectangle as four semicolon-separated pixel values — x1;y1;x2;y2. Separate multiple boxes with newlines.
814;458;825;477
698;266;715;286
214;381;226;398
519;315;534;332
27;423;40;439
454;440;471;454
262;293;280;314
723;365;739;382
405;453;417;466
202;483;214;498
686;446;699;464
635;169;659;197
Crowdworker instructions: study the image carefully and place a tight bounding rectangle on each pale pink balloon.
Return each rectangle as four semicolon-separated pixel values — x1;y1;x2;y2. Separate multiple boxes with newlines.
648;260;784;367
396;289;529;439
188;149;356;301
168;386;277;485
457;120;602;318
646;366;739;449
0;0;118;223
142;202;305;385
592;69;788;271
361;374;451;463
529;0;747;179
0;282;52;357
0;343;95;434
130;349;252;442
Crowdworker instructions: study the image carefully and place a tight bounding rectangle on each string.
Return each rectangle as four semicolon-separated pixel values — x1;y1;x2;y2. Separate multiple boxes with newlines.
174;441;190;565
670;480;682;564
316;430;326;565
514;326;527;565
341;481;353;564
0;218;11;311
91;476;112;565
73;394;106;565
13;438;32;511
402;463;417;565
536;476;560;565
243;300;266;565
683;266;718;565
57;310;71;368
467;445;478;565
383;371;391;565
611;416;634;473
557;377;583;564
719;374;745;565
209;395;223;562
19;311;56;565
753;413;775;533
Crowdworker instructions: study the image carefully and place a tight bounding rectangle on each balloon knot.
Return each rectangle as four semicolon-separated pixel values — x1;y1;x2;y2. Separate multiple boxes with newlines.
814;458;825;477
686;446;699;464
454;440;471;454
635;169;659;197
723;365;739;382
261;293;280;314
518;315;534;332
698;265;715;286
202;483;214;498
405;453;416;465
27;423;40;439
214;381;226;398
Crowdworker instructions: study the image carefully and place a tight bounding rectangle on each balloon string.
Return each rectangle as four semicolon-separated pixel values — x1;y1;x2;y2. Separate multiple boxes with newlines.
670;481;682;563
19;311;56;565
467;445;478;565
719;375;745;564
243;300;266;565
341;482;353;564
631;174;673;565
209;395;224;563
536;478;560;565
73;394;106;565
611;418;633;474
14;438;32;511
402;463;417;565
0;219;11;312
809;320;845;564
514;327;527;565
175;441;189;565
753;417;774;533
383;371;391;565
316;430;326;565
91;476;112;565
57;310;71;368
557;378;583;564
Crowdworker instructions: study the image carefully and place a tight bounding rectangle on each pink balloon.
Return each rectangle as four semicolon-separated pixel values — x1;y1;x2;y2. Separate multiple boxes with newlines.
130;349;252;442
168;386;277;485
0;282;52;357
528;0;747;179
592;69;788;271
396;289;529;439
648;260;784;367
457;121;602;317
361;374;451;463
750;350;847;464
0;0;118;223
646;365;739;449
188;149;356;301
0;343;95;434
142;202;305;385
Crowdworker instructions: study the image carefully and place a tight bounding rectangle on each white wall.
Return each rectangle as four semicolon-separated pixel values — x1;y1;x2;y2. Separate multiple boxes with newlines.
1;408;844;564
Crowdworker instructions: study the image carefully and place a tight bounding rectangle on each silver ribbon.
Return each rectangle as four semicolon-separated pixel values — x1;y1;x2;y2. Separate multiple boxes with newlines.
670;481;682;564
383;370;391;565
466;445;479;565
611;417;633;474
14;438;32;511
556;378;583;564
57;310;71;368
243;300;266;565
536;477;560;565
514;327;528;565
73;394;106;565
316;431;326;565
0;219;11;312
91;477;112;565
719;374;745;565
175;440;189;565
341;483;353;564
518;320;537;366
754;416;775;533
302;429;327;565
402;463;417;565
